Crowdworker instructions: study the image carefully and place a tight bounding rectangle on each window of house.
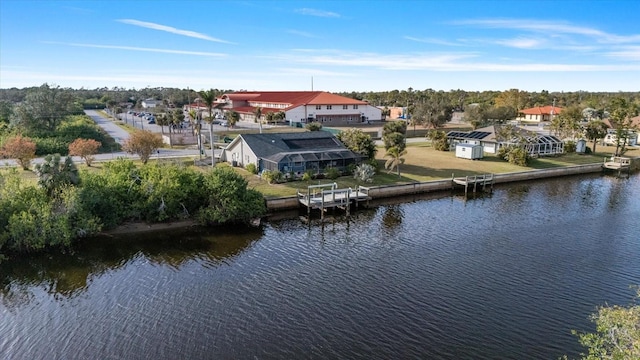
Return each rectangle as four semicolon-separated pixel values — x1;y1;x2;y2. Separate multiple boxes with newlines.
316;105;321;110
327;105;332;110
353;105;358;109
343;105;348;109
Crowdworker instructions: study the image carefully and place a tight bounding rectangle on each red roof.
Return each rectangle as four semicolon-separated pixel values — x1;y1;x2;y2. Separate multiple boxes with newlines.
520;106;563;115
223;91;367;107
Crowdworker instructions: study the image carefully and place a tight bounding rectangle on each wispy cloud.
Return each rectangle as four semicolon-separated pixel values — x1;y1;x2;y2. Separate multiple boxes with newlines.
495;37;545;49
277;67;353;77
404;36;466;46
287;29;321;38
294;8;340;18
606;46;640;61
117;19;234;44
453;19;640;44
274;49;640;72
43;41;227;57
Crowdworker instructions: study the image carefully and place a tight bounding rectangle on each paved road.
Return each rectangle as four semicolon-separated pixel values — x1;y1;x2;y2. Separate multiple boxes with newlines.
85;110;131;145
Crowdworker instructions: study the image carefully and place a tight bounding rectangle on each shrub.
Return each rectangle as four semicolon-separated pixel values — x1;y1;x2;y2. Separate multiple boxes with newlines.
69;138;101;166
564;140;576;153
197;167;266;225
1;135;36;170
353;163;375;183
302;171;313;182
245;163;258;174
34;154;80;197
122;130;163;164
428;130;450;151
326;167;340;180
261;170;284;184
498;145;531;166
305;122;323;131
33;137;70;156
507;147;530;166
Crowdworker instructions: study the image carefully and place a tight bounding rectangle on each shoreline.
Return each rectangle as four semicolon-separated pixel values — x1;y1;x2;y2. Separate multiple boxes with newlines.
265;159;639;212
102;158;639;235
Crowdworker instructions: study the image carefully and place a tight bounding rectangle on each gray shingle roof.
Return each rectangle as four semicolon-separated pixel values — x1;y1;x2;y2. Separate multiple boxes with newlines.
240;131;364;164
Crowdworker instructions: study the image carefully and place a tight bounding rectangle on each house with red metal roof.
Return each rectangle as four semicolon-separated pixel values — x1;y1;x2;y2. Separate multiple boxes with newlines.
218;91;382;126
516;105;562;123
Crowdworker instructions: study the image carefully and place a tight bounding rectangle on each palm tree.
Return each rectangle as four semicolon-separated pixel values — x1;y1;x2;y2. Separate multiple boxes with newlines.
227;110;240;128
384;146;407;177
254;107;263;134
188;109;197;135
199;89;218;166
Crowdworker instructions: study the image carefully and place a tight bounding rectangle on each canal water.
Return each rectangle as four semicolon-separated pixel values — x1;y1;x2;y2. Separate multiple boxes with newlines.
1;173;639;360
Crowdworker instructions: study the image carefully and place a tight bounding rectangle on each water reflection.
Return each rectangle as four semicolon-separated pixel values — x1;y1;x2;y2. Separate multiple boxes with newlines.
381;205;404;229
0;226;262;307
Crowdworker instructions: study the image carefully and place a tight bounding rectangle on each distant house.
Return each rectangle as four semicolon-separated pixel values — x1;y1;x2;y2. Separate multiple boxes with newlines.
222;131;364;177
446;125;564;157
516;106;562;123
218;91;382;126
602;115;640;146
141;98;160;109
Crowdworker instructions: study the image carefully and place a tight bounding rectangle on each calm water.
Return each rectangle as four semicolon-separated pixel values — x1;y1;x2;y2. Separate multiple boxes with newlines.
1;173;639;360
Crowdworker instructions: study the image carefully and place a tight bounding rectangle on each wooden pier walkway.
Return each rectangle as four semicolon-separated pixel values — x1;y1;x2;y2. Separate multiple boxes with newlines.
298;183;371;220
451;173;494;196
602;156;631;177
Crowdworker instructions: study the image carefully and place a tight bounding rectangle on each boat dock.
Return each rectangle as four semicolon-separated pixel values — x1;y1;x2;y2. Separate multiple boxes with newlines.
602;156;631;177
451;173;494;195
298;183;371;220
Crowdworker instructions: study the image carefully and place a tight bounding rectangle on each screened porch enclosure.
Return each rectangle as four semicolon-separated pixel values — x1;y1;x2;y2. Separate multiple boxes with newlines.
261;150;363;177
501;135;564;157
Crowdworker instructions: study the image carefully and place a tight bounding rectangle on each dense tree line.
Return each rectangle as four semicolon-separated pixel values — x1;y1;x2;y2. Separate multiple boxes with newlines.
0;84;233;111
2;84;638;117
0;160;266;258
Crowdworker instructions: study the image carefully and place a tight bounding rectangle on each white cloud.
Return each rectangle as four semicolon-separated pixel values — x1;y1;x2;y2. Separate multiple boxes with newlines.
495;37;545;49
453;18;640;44
273;49;640;72
294;8;340;18
117;19;234;44
287;30;320;38
605;46;640;60
404;36;465;46
42;41;227;57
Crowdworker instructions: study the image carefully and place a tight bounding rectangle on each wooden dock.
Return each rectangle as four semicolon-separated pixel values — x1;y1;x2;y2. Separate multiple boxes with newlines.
602;156;631;177
451;173;494;196
298;183;371;220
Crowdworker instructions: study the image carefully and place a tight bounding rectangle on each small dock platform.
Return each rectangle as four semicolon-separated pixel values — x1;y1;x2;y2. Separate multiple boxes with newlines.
452;173;494;195
602;156;631;177
298;183;371;220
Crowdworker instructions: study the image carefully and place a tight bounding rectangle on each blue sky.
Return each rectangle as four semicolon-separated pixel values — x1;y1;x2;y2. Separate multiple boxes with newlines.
1;0;639;93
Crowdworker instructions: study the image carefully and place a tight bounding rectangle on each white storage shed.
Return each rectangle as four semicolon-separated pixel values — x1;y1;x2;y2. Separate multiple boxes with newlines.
455;143;483;160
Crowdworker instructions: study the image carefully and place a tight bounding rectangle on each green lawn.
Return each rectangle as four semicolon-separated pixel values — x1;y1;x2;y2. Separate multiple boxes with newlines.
4;140;635;200
240;142;637;199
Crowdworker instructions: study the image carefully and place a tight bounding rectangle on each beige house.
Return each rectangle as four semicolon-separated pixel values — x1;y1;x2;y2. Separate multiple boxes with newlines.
516;106;562;123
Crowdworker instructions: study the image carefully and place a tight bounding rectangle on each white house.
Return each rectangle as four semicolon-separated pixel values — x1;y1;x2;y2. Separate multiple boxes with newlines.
219;91;382;126
141;98;160;109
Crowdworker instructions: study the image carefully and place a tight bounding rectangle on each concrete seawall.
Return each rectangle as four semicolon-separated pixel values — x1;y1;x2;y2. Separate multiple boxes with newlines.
265;158;639;212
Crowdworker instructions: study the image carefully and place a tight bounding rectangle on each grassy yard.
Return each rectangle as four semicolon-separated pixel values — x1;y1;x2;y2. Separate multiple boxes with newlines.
240;142;637;199
4;140;635;200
